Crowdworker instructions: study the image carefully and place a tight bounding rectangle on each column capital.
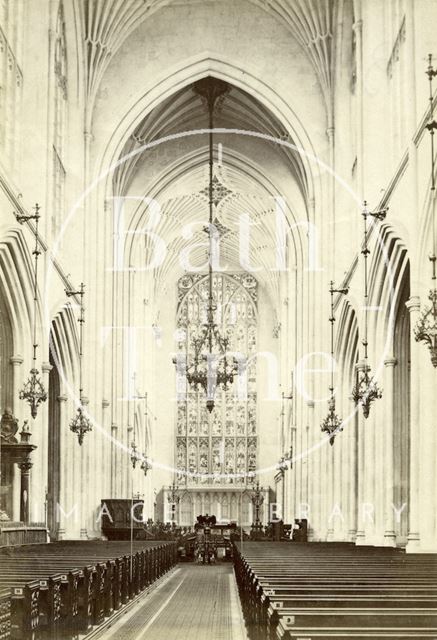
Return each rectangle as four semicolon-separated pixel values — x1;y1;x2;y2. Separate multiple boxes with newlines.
111;423;118;432
57;395;68;403
384;357;397;367
81;396;89;406
102;399;110;409
306;400;315;408
405;296;420;313
10;355;24;366
41;362;53;373
18;460;33;473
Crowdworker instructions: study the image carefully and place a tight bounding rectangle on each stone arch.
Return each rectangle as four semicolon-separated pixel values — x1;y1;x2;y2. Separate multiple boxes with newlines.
96;55;320;211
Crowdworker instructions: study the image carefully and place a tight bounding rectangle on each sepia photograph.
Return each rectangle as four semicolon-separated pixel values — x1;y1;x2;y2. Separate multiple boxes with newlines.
0;0;436;638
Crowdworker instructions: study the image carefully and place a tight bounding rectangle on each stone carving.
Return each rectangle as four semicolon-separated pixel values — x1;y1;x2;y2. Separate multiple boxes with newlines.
0;408;18;443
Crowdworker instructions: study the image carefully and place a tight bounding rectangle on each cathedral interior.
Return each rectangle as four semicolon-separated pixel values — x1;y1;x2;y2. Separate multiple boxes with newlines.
0;1;436;638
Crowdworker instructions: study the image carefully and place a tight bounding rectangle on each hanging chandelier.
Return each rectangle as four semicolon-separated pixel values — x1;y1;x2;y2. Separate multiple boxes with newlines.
352;202;387;418
415;54;437;367
129;383;151;474
321;281;348;444
140;390;152;475
16;204;47;419
129;373;138;469
140;454;152;476
66;283;92;444
130;441;140;469
279;391;293;464
175;77;238;413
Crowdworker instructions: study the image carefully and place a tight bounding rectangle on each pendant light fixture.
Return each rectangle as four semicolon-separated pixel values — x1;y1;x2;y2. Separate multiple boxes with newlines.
16;204;47;419
140;392;151;476
174;77;238;412
415;54;437;367
130;373;139;468
66;283;92;444
321;281;349;444
352;202;387;417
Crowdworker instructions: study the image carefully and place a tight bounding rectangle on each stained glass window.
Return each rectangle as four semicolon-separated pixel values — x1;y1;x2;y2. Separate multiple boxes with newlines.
176;273;258;486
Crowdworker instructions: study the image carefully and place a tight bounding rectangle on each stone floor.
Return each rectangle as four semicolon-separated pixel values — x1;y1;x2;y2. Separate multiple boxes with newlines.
93;564;247;640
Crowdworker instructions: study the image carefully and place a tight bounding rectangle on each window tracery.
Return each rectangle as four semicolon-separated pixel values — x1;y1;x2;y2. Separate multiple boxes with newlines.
176;273;258;486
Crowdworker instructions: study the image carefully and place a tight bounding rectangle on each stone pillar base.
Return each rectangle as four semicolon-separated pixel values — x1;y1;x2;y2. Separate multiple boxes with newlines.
355;531;366;545
80;528;88;539
406;544;437;554
383;531;397;547
405;533;420;553
348;529;357;543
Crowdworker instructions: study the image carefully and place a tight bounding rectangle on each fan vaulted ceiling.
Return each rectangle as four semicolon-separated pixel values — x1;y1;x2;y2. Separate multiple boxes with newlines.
79;0;335;115
116;79;309;302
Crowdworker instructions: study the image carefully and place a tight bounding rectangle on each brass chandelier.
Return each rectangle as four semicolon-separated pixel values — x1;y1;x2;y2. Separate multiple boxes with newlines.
140;392;152;476
66;283;92;444
415;54;437;367
130;383;151;476
321;281;348;444
352;202;387;418
176;77;238;413
16;204;47;419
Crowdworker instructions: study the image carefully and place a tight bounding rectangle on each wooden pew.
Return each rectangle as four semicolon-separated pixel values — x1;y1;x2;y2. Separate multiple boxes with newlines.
0;540;177;639
233;542;437;640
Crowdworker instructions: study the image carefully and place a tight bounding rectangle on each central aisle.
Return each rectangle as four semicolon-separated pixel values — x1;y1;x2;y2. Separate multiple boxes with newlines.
94;564;247;640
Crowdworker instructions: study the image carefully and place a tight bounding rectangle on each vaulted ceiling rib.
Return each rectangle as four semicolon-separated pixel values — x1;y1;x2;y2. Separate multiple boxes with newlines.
79;0;336;121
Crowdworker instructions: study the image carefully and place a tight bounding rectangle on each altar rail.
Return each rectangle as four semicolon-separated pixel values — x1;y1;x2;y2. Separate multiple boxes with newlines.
0;539;177;639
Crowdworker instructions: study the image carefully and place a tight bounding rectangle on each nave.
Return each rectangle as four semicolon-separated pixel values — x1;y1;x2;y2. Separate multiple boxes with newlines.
1;1;437;638
1;538;437;639
92;564;246;640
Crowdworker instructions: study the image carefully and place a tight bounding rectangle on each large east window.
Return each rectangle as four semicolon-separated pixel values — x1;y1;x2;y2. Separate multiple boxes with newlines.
175;273;258;486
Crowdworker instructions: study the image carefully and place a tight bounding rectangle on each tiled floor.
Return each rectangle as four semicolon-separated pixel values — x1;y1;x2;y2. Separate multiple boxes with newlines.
94;564;247;640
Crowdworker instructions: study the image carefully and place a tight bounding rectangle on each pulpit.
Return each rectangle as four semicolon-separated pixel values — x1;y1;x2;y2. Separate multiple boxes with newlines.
0;409;46;544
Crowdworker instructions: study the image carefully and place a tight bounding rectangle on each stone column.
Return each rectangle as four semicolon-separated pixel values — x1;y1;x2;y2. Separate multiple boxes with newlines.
10;355;24;417
102;399;110;501
383;357;397;546
79;396;89;539
111;423;118;497
127;425;134;501
355;361;366;545
56;394;68;539
10;356;24;521
18;460;32;524
40;362;52;523
347;395;358;542
405;296;421;551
